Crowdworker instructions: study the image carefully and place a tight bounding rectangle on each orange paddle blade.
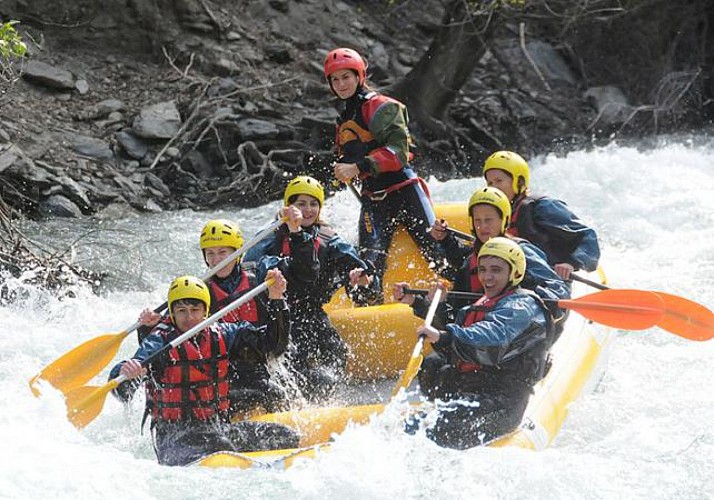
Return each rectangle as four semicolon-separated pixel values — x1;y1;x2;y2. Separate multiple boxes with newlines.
654;292;714;341
559;289;664;330
65;379;119;429
29;331;130;397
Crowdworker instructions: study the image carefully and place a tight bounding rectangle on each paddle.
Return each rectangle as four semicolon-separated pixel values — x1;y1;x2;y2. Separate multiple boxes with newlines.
571;274;714;341
65;279;274;429
29;218;285;397
402;287;665;331
390;288;443;398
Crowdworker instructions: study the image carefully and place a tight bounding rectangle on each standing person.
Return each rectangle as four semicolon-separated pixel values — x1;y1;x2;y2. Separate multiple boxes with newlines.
482;150;600;280
109;272;300;466
404;238;553;449
245;176;381;402
326;47;451;294
413;186;569;327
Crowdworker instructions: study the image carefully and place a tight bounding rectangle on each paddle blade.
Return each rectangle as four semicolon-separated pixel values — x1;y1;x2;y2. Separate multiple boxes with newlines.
654;292;714;341
65;380;119;429
559;289;664;330
29;331;130;397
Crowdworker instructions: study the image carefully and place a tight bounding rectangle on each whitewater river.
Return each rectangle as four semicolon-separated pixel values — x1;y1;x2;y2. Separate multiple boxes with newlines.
2;138;713;499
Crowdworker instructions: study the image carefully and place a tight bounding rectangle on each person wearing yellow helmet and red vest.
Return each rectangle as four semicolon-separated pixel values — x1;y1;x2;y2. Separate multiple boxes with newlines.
404;186;570;330
326;48;452;297
245;176;381;402
109;273;299;466
401;238;553;449
481;151;600;281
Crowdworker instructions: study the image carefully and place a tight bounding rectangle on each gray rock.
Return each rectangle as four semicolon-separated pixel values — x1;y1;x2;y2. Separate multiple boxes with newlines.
523;41;577;85
143;199;163;212
75;79;90;94
23;61;75;90
132;101;181;139
584;86;634;124
237;118;279;140
144;172;171;197
115;130;149;160
93;201;140;220
69;134;115;162
38;195;83;218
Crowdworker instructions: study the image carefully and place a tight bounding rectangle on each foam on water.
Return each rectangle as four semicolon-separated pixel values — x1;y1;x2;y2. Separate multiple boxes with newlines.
3;137;714;499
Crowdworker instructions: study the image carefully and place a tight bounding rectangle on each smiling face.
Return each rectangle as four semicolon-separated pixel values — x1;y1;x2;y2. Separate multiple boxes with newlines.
292;194;321;227
171;300;207;333
328;69;360;100
477;255;511;298
471;204;504;243
485;169;516;201
203;245;236;278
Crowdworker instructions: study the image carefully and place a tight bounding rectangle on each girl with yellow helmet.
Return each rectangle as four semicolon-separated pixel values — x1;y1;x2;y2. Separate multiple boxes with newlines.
244;175;381;402
109;271;299;466
405;238;552;449
326;47;452;293
482;150;600;280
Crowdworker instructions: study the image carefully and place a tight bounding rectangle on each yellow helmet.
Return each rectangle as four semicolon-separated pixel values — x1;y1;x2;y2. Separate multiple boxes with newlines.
200;219;244;251
477;237;526;287
483;151;530;195
468;186;512;234
167;275;211;321
283;176;325;208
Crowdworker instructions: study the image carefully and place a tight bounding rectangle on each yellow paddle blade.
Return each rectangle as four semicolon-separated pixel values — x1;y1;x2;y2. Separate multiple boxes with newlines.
559;289;664;330
65;379;119;429
654;292;714;341
195;451;259;470
29;331;130;397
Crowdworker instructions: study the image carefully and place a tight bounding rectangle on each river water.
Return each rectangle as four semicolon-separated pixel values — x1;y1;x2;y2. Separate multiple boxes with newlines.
2;138;713;499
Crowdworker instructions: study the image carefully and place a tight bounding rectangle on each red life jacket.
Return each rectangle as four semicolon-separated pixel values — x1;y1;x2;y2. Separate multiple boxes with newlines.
466;253;484;293
147;324;230;422
207;270;258;323
457;290;515;373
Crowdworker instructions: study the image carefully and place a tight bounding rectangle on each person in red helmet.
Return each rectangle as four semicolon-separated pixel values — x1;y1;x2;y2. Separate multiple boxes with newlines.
325;48;452;299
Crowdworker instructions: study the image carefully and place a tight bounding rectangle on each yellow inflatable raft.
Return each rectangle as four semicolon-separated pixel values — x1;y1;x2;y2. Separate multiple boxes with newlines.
196;203;615;469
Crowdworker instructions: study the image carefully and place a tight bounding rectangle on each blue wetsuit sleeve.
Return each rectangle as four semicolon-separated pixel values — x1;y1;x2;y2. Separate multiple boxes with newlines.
533;198;600;271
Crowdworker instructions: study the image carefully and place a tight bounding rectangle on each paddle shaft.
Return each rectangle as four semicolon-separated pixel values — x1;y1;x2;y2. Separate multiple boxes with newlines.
390;288;443;397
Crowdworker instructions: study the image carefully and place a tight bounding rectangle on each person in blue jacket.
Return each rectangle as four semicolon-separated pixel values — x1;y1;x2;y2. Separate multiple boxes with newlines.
402;238;553;449
326;47;452;293
400;186;569;329
244;176;381;402
109;273;299;466
481;150;600;280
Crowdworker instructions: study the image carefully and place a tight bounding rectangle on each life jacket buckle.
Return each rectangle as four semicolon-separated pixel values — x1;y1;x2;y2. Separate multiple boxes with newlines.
367;189;389;201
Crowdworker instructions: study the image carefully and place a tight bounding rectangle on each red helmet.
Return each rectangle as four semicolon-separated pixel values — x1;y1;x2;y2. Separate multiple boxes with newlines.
324;48;367;86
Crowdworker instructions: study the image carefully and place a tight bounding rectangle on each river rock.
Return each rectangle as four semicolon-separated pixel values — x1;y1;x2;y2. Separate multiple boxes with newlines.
23;61;75;90
132;101;181;139
38;194;83;218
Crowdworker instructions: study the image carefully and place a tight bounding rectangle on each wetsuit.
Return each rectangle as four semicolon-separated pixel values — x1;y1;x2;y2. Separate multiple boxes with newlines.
413;289;552;449
245;222;380;402
205;260;289;414
508;194;600;272
336;89;452;290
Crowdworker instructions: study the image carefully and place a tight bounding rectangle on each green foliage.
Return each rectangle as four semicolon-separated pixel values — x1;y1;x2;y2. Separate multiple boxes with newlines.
0;21;27;60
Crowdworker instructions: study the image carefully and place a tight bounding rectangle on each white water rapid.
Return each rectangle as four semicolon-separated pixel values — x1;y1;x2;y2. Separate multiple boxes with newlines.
2;137;713;499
